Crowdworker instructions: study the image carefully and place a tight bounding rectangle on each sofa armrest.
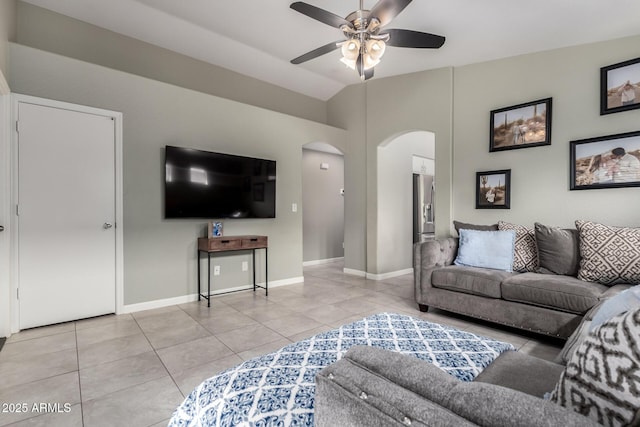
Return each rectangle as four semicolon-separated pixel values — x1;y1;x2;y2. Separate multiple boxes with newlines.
445;381;601;427
414;238;458;303
315;346;600;427
315;346;474;427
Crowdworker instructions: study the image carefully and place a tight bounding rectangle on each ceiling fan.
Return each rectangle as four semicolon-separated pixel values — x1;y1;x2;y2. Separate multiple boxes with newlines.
290;0;445;80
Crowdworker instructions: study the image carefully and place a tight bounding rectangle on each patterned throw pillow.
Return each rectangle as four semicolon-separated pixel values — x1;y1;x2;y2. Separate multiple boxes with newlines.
549;307;640;426
498;221;538;272
576;220;640;286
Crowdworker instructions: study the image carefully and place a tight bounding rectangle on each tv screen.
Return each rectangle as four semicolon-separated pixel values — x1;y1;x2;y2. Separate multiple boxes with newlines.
164;146;276;219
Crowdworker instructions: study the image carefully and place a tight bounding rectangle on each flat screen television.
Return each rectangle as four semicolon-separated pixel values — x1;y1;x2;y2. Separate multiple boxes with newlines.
164;146;276;219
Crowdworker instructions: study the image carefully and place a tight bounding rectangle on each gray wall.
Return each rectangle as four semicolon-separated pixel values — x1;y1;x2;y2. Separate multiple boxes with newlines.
327;84;368;273
7;1;640;293
14;1;327;124
327;69;454;276
9;43;348;305
452;34;640;229
302;149;344;263
0;0;16;81
363;68;454;275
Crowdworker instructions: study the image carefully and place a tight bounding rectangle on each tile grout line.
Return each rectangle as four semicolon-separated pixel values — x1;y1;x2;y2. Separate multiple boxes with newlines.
129;312;182;398
74;321;86;427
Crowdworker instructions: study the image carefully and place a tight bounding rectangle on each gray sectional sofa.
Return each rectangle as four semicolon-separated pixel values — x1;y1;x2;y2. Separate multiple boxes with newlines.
314;221;640;426
315;305;640;426
413;221;634;338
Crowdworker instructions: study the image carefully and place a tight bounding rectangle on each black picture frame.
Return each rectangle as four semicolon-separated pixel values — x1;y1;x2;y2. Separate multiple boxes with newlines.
476;169;511;209
570;130;640;190
600;57;640;115
489;98;552;152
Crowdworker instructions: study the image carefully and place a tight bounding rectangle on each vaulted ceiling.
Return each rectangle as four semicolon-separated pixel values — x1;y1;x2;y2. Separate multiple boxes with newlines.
21;0;640;100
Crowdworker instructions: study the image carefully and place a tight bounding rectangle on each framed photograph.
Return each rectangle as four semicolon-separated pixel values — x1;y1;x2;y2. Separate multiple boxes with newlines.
600;57;640;115
490;98;552;152
207;221;223;237
476;169;511;209
570;130;640;190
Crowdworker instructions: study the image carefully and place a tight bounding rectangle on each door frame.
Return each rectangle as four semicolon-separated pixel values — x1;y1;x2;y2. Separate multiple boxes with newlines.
10;94;124;334
0;74;11;338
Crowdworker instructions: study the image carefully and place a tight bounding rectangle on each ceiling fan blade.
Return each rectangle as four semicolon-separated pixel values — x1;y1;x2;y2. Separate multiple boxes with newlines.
384;29;445;48
291;41;341;64
290;2;352;29
369;0;412;27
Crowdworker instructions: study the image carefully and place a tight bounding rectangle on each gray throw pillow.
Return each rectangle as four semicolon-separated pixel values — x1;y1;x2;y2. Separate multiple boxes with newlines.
534;223;580;276
453;220;498;235
549;307;640;426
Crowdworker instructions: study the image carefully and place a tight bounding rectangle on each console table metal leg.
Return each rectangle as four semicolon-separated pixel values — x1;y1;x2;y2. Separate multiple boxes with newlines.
252;249;256;292
197;249;201;301
207;252;211;307
265;247;268;296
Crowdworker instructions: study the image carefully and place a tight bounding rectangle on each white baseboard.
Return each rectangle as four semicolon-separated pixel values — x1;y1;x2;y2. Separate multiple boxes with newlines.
366;268;414;281
121;276;304;314
303;257;344;266
120;294;199;314
344;267;413;281
268;276;305;288
343;268;366;277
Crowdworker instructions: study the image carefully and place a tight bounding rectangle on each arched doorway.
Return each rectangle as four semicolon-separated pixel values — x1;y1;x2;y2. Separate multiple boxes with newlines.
375;131;435;277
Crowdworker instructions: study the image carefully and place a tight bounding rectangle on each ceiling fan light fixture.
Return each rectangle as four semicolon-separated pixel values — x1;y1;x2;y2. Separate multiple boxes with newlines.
363;39;386;69
339;39;360;69
340;57;357;70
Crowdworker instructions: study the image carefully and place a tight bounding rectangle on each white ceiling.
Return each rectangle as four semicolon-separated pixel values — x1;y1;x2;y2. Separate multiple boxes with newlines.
22;0;640;101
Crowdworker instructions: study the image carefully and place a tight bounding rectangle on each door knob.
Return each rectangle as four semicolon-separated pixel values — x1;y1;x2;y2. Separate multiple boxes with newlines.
0;225;4;232
103;223;113;229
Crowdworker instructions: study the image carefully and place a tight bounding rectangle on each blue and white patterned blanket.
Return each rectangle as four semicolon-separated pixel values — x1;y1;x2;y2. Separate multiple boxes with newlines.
169;312;514;427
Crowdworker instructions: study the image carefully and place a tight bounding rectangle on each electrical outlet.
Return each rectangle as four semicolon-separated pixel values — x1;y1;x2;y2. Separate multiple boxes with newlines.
214;265;221;276
242;261;248;272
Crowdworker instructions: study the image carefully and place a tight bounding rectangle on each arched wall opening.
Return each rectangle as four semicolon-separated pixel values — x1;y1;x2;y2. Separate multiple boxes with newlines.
375;130;435;277
301;142;345;266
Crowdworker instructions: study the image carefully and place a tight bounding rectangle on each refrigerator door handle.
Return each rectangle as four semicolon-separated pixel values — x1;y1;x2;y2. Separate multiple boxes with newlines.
430;182;435;223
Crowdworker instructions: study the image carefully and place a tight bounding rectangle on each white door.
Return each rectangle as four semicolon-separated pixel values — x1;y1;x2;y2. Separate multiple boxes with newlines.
17;101;116;329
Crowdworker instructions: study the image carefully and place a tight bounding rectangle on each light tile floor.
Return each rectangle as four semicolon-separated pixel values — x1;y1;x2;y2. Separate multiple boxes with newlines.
0;261;564;426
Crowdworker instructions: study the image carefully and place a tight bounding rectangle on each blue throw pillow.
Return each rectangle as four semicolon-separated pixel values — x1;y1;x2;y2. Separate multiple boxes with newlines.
454;229;515;272
589;285;640;331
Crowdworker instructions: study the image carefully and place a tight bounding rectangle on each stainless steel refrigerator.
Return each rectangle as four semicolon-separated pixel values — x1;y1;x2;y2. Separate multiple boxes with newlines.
413;173;435;243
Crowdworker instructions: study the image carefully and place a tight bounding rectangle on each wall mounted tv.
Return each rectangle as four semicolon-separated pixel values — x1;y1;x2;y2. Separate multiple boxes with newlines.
164;146;276;219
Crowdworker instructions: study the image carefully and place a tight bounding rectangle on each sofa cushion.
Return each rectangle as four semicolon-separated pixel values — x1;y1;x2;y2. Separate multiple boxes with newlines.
501;273;608;314
454;229;515;272
498;221;538;272
555;284;633;365
534;223;580;276
576;220;640;286
453;220;498;235
432;266;514;299
474;351;564;398
549;307;640;426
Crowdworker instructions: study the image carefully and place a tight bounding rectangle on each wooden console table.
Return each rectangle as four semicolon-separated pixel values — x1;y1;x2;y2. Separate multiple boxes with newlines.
197;235;268;307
